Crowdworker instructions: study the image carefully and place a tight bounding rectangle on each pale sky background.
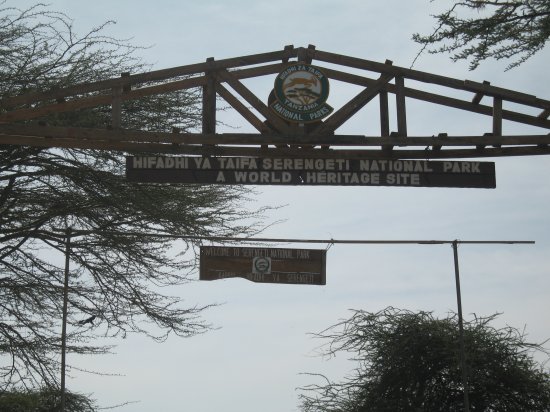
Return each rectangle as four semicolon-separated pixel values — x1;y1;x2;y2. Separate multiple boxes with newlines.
8;1;550;411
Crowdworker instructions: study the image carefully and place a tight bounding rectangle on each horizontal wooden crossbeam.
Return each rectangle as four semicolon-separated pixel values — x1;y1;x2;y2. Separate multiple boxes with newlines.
2;133;550;159
1;124;549;146
1;124;549;159
0;45;548;160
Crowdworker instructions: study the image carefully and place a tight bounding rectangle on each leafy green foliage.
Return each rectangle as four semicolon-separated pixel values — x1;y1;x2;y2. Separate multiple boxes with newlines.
412;0;550;70
300;308;550;411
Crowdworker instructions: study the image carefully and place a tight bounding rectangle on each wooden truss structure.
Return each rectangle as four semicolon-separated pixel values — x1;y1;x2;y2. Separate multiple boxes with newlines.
0;44;549;159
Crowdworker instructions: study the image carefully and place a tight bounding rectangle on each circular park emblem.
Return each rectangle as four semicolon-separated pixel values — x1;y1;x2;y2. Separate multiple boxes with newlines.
252;256;271;275
270;63;333;123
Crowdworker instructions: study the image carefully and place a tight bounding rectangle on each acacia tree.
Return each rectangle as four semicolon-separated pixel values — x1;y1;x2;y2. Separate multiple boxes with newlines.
0;387;95;412
412;0;550;70
300;307;550;411
0;2;264;393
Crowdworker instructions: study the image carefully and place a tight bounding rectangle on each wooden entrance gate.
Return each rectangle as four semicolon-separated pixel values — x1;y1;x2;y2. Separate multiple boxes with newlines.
1;44;549;159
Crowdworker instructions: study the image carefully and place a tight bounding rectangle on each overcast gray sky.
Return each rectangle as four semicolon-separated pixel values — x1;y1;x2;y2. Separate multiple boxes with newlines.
8;1;550;411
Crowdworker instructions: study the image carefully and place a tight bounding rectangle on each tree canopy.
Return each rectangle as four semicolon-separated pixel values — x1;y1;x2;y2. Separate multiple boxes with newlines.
299;307;550;411
0;387;95;412
412;0;550;70
0;1;264;394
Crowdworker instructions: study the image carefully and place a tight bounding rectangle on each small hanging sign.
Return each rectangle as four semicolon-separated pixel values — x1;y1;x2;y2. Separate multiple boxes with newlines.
199;246;326;285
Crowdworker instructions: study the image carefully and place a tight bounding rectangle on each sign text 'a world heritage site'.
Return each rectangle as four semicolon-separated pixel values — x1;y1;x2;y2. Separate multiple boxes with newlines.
126;156;496;188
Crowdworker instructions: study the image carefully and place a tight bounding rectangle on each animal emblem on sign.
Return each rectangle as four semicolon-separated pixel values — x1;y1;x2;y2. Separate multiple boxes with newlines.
282;75;321;105
270;63;333;123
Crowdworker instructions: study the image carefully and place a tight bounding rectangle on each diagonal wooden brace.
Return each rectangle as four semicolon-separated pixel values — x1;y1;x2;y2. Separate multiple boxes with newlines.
315;73;394;135
216;69;293;135
216;83;269;134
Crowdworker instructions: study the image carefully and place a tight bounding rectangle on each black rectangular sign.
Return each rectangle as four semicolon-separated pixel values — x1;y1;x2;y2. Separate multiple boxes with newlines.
126;156;496;188
200;246;326;285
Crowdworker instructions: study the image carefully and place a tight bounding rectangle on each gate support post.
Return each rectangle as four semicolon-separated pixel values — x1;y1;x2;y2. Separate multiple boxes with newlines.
452;240;471;412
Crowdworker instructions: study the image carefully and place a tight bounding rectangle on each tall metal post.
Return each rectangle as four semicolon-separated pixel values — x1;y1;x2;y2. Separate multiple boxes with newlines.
452;240;470;412
60;228;71;412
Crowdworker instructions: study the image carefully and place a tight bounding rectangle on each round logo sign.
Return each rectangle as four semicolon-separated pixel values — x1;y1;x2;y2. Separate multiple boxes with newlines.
253;257;271;274
270;63;333;123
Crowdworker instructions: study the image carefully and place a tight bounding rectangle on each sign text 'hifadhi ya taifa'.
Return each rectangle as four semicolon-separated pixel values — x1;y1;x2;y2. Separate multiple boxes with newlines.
126;156;496;188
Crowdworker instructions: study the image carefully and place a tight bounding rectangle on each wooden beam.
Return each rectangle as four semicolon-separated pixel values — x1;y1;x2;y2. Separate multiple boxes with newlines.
395;76;407;137
282;45;294;63
404;86;550;130
0;64;286;123
318;66;550;129
1;46;547;135
307;44;316;63
433;133;447;151
111;72;129;129
202;58;217;135
1;47;547;120
472;81;491;104
232;63;285;80
111;90;122;129
322;66;375;86
297;47;307;63
0;48;297;108
2;133;550;159
493;97;503;137
297;44;316;64
464;80;538;106
216;69;293;134
379;90;390;137
315;72;394;134
313;49;547;109
0;76;208;123
216;84;269;134
2;124;550;147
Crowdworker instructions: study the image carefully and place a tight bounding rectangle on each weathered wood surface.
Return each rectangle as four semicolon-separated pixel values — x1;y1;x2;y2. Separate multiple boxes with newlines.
0;45;548;160
0;49;295;108
395;76;407;137
216;84;269;134
319;67;549;129
493;97;503;137
0;64;284;123
2;124;549;147
2;123;550;160
314;49;547;109
379;90;390;137
2;133;550;159
472;81;491;104
315;73;394;134
216;69;293;134
3;45;545;111
202;58;217;135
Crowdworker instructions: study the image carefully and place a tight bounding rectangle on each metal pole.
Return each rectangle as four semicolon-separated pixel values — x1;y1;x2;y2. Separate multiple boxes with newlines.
452;240;470;412
60;227;71;412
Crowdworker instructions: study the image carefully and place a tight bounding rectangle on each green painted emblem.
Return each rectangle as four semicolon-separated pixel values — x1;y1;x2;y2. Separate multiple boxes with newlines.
270;63;333;123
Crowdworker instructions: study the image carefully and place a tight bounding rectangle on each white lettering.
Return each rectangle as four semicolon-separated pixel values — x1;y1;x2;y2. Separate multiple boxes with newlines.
133;157;144;168
175;157;187;168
